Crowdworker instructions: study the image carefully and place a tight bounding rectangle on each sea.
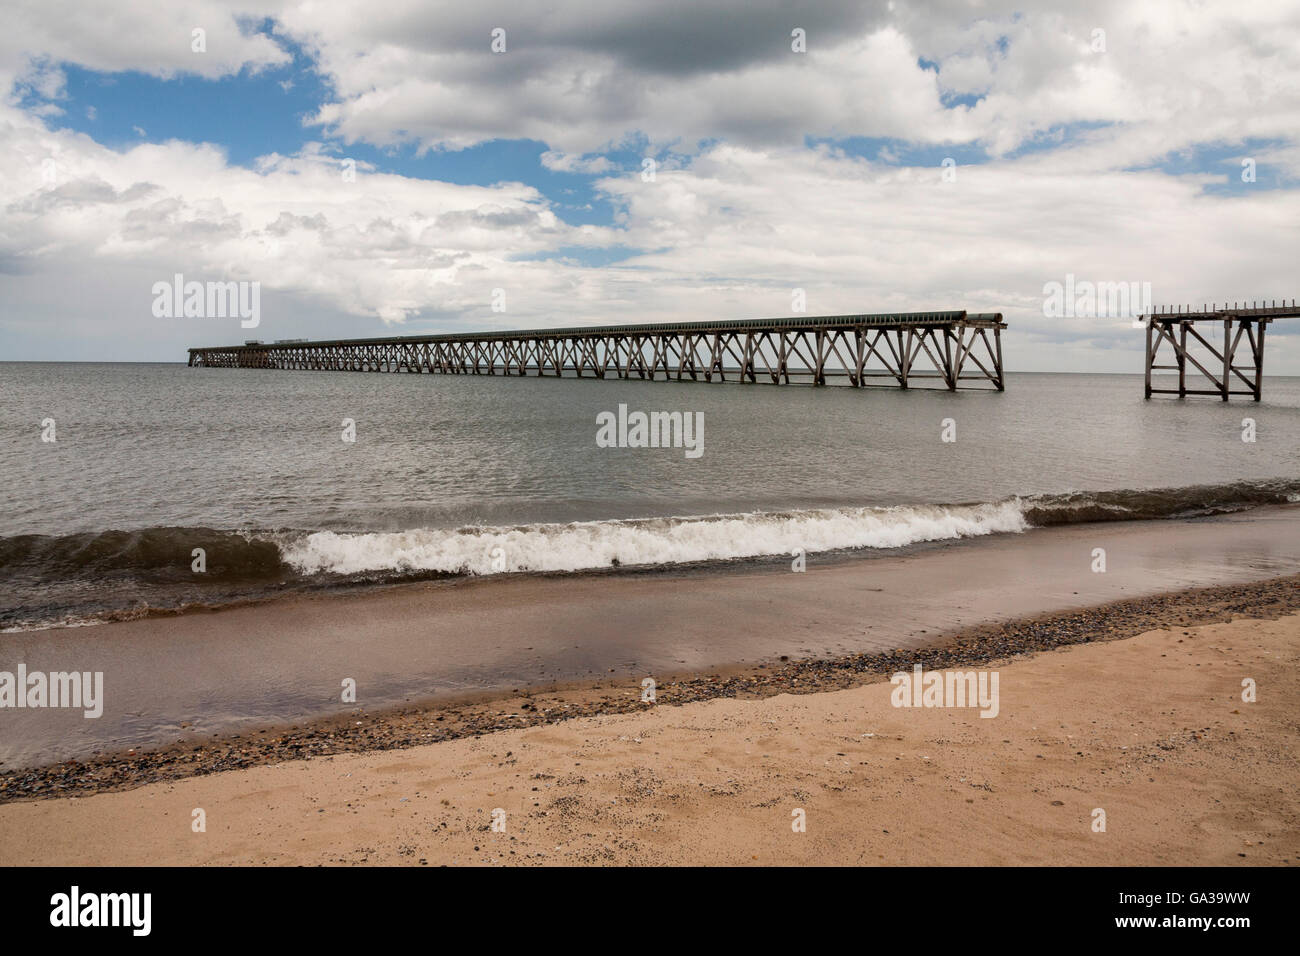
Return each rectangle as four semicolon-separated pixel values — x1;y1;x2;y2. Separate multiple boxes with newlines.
2;362;1297;632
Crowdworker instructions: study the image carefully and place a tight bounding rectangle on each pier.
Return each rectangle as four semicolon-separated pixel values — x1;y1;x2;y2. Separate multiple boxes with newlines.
1142;300;1298;401
188;311;1007;391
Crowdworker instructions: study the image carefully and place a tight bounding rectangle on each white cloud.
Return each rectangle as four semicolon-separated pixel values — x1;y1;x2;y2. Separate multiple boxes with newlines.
539;151;618;175
0;106;619;340
270;0;1300;170
4;97;1297;370
1;0;1298;372
1;0;290;91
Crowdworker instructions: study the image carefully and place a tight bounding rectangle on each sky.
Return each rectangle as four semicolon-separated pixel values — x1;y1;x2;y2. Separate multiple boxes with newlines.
2;0;1299;372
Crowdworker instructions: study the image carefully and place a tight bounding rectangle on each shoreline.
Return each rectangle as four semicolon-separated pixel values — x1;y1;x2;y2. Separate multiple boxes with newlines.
7;484;1298;636
3;570;1298;805
5;507;1300;770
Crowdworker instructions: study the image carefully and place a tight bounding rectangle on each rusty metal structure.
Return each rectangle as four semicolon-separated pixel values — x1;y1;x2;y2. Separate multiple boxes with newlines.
188;311;1007;391
1143;300;1298;401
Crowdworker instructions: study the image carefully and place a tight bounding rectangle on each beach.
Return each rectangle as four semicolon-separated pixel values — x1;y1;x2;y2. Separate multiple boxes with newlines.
1;592;1295;866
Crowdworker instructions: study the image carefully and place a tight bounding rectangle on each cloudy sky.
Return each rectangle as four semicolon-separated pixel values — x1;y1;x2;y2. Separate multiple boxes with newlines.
3;0;1298;371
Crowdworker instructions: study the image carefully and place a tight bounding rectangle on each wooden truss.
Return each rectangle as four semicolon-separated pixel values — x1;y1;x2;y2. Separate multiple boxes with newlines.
1142;301;1299;400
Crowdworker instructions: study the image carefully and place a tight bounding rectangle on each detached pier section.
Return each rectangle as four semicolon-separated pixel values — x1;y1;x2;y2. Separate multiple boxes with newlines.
189;311;1007;391
1143;300;1298;401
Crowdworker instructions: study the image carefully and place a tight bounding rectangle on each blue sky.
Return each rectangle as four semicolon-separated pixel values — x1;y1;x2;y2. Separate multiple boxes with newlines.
27;56;628;232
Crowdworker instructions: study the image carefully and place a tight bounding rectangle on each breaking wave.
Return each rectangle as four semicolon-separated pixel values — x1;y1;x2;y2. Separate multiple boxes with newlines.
279;500;1030;576
3;478;1297;631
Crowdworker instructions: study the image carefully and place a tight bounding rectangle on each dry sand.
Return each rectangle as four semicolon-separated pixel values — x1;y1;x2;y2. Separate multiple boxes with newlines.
2;610;1295;866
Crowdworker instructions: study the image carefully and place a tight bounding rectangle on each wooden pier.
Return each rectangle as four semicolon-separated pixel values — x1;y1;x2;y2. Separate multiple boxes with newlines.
188;311;1007;391
1143;300;1298;401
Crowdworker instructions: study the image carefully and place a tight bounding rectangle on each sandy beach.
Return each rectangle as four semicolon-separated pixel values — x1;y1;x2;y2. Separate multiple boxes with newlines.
1;577;1297;865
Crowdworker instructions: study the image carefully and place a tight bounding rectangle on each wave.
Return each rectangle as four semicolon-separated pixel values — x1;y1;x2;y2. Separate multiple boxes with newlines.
0;526;285;582
3;478;1297;631
276;477;1300;576
1021;478;1300;525
279;500;1030;576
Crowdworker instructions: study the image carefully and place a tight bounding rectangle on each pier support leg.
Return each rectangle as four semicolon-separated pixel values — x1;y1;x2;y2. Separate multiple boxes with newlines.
993;327;1004;391
943;328;956;391
1254;322;1266;401
1222;319;1231;401
1144;319;1153;399
1177;322;1188;398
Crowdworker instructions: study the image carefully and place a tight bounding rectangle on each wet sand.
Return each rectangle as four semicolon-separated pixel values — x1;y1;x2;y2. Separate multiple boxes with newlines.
2;605;1295;866
1;565;1297;805
2;507;1299;769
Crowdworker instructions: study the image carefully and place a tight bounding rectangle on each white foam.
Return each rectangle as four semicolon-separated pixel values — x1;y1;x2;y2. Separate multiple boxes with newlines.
279;501;1031;577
